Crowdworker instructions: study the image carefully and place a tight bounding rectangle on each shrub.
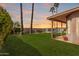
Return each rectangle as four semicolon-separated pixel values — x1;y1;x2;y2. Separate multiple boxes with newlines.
0;6;13;49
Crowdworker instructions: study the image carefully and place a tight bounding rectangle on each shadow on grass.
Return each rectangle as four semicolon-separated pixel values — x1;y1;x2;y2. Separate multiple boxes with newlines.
3;35;42;56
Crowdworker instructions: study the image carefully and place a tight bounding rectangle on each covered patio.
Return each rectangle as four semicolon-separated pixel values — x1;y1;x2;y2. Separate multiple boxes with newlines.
47;7;79;45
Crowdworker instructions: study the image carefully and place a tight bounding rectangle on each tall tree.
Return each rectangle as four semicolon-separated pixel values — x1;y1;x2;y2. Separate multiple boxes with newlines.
50;3;59;14
50;5;55;14
54;3;59;13
20;3;23;35
0;6;13;49
30;3;34;34
50;3;59;39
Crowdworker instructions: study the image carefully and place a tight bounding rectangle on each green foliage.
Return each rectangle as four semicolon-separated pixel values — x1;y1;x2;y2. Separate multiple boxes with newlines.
53;30;66;38
13;21;20;28
13;21;21;34
0;6;13;44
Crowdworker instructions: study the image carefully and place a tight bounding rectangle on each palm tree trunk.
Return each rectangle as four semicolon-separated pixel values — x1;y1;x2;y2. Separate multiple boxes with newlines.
20;3;23;35
30;3;34;34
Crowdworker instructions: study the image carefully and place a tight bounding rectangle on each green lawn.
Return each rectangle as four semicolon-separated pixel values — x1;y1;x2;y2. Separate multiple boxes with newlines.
2;33;79;56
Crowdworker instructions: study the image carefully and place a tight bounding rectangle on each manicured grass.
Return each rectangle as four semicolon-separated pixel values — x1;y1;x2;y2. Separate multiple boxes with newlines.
2;33;79;56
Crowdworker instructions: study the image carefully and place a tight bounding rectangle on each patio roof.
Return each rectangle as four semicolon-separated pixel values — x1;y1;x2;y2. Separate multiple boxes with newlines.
47;7;79;23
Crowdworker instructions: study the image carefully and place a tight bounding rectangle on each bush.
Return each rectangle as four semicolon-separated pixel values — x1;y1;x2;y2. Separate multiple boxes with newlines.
0;6;13;48
53;31;66;38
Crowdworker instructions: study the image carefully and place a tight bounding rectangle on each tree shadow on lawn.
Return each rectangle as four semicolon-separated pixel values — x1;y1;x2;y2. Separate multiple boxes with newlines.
3;36;42;56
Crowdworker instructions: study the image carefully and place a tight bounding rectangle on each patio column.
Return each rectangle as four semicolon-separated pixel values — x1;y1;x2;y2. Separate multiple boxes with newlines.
51;20;53;39
61;22;63;35
66;19;68;34
55;21;56;28
61;22;63;28
57;21;59;32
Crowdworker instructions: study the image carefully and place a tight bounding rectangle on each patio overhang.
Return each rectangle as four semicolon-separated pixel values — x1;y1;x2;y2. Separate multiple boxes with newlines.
47;7;79;23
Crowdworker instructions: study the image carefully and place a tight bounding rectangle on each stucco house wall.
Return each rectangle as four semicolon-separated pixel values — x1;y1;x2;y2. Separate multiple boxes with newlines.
67;11;79;43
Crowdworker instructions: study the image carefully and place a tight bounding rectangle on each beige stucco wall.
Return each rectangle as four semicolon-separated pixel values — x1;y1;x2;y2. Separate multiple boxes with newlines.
76;15;79;41
67;19;71;41
67;11;79;43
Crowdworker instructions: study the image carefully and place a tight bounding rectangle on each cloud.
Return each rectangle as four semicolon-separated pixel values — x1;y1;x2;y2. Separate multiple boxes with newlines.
23;9;32;15
23;18;51;28
23;11;52;28
23;22;51;28
33;19;51;28
42;3;50;7
0;3;56;28
9;12;20;21
23;23;30;28
0;3;6;8
0;3;20;10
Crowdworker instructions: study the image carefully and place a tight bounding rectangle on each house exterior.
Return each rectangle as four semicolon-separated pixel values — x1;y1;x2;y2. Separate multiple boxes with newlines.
47;7;79;44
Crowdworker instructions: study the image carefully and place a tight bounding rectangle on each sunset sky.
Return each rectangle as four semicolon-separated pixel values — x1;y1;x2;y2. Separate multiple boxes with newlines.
0;3;79;28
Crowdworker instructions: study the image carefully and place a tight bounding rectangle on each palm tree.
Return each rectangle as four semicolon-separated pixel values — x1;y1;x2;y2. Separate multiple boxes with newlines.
54;3;59;13
50;6;55;14
50;3;59;39
50;3;59;14
30;3;34;34
20;3;23;35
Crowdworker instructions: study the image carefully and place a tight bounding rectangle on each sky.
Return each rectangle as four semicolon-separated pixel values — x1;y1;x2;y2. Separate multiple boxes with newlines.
0;3;79;28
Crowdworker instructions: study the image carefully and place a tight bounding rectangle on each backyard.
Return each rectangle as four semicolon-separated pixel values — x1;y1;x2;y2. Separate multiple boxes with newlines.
1;33;79;56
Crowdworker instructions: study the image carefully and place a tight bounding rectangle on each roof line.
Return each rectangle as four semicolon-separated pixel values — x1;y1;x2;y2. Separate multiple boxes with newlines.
47;7;79;20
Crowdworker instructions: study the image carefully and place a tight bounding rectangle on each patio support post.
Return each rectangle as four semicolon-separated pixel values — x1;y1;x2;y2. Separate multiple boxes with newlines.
51;20;53;39
57;21;58;33
61;22;63;35
66;18;68;34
